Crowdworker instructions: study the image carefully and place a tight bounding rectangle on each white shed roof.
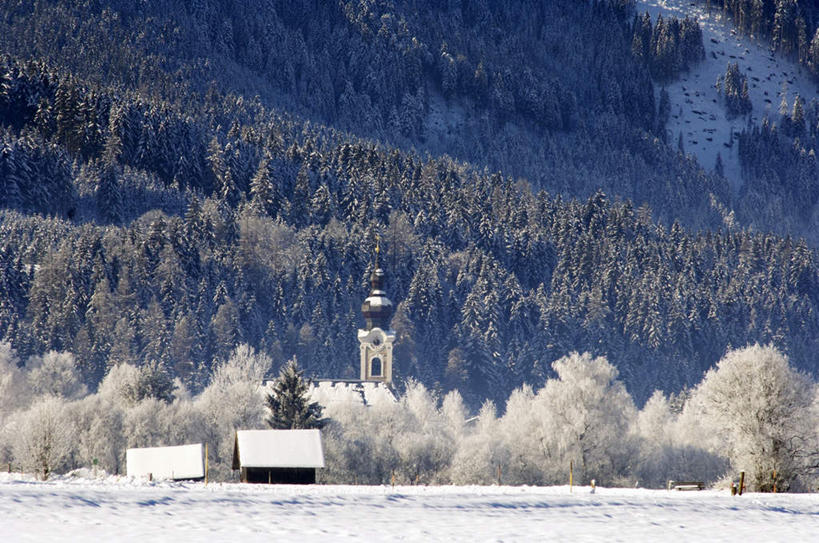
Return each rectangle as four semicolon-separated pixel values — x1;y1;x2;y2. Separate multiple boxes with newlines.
234;429;324;469
126;443;204;480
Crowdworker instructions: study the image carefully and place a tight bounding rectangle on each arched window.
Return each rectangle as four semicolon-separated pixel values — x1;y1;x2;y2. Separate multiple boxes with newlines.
371;357;382;377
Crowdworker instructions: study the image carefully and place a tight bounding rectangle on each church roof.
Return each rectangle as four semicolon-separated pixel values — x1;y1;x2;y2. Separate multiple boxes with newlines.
308;379;396;406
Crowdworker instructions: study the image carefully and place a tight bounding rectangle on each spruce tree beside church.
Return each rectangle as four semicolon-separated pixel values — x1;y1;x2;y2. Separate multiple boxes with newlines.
266;357;325;429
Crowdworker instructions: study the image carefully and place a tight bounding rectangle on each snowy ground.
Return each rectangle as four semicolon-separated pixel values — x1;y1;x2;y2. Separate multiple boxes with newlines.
2;474;819;541
637;0;818;188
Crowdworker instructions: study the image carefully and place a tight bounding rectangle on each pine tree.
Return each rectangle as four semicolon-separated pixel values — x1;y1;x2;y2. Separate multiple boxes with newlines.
265;357;324;429
96;161;123;224
249;154;278;216
126;359;177;403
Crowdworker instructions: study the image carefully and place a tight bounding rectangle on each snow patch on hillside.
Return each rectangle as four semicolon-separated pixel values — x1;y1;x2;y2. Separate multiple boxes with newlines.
637;0;818;190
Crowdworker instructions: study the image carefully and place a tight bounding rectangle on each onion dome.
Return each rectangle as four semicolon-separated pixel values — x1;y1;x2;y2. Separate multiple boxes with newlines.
361;267;393;330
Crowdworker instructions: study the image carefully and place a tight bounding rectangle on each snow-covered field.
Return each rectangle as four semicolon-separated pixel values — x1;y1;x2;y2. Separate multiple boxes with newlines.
2;474;818;542
637;0;818;187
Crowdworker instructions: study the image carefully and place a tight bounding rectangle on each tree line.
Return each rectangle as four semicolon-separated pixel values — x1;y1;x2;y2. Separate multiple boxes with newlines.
2;342;816;492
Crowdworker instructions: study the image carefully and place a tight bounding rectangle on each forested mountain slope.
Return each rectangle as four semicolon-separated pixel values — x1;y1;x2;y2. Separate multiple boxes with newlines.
0;0;728;226
0;0;818;408
638;0;819;243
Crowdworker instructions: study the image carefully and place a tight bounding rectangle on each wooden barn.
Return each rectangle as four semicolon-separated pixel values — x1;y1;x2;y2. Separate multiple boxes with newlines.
232;429;324;484
126;443;205;481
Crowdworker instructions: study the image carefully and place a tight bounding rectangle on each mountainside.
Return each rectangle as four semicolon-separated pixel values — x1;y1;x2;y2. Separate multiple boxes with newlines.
1;0;818;408
639;0;819;241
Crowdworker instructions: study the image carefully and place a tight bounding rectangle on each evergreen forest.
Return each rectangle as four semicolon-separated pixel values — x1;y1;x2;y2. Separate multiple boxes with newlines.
0;0;818;412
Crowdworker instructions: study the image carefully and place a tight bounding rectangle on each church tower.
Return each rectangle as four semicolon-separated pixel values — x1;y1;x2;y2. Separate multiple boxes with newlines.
358;243;395;385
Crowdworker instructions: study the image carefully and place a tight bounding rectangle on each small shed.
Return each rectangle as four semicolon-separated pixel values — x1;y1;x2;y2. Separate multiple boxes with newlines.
232;429;324;484
126;443;205;481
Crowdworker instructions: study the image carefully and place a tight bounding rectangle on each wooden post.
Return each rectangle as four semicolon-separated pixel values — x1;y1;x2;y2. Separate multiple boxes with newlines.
497;464;502;486
569;460;573;493
205;444;209;485
772;470;776;494
391;470;395;488
738;471;745;495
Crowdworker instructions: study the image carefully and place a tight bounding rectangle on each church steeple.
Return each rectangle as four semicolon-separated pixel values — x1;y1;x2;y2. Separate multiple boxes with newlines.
361;237;393;330
358;238;395;384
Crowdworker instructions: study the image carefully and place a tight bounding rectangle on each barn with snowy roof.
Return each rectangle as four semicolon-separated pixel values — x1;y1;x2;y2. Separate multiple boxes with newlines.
232;429;324;484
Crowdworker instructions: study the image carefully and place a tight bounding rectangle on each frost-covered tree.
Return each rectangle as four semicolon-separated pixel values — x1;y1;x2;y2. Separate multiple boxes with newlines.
392;382;456;484
688;344;817;491
535;352;637;485
449;400;505;485
11;396;75;479
0;341;30;418
266;357;324;430
196;344;271;476
632;390;727;488
26;351;87;400
70;394;126;475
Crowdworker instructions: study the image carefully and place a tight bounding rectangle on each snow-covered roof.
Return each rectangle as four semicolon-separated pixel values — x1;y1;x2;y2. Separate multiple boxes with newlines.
308;380;396;407
234;429;324;469
126;443;204;480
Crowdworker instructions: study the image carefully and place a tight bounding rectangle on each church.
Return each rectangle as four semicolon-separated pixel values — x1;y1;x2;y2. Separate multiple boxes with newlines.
266;249;398;406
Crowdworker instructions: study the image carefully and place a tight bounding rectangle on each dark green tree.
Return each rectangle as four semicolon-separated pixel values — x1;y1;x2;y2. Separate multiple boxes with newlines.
126;359;177;404
265;357;324;429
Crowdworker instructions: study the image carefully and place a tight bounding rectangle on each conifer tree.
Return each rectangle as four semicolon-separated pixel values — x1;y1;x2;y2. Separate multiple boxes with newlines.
265;357;324;429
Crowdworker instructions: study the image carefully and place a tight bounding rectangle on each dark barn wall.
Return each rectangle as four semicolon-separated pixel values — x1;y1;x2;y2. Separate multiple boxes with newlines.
242;467;317;484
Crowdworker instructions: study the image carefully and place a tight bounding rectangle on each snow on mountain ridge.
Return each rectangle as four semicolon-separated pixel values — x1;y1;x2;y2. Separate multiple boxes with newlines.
637;0;818;190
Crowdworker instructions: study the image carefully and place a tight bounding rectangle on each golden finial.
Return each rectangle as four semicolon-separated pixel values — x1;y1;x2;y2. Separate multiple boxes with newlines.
375;234;380;268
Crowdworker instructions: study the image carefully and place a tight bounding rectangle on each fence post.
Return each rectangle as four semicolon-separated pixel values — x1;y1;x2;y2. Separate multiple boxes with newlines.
496;464;501;486
569;460;573;493
738;471;745;495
